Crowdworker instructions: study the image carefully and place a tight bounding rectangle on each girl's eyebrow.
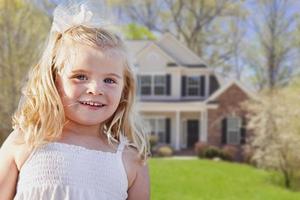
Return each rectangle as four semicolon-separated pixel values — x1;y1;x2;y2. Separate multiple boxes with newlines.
71;69;122;79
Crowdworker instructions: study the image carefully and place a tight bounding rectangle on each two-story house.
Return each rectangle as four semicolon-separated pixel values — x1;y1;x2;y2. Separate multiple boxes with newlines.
126;33;253;151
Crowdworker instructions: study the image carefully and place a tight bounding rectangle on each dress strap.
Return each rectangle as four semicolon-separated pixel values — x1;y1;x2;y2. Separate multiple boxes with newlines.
116;135;128;155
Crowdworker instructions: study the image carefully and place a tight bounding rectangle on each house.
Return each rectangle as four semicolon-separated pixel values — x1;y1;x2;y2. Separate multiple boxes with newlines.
126;33;253;151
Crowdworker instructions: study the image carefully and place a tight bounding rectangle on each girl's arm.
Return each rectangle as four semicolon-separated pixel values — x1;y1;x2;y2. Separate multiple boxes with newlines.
124;148;150;200
127;163;150;200
0;131;19;200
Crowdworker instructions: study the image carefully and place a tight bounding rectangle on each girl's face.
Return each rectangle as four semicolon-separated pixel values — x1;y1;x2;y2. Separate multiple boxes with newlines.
55;44;125;126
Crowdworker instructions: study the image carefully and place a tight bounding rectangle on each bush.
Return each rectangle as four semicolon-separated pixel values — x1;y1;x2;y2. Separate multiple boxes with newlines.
203;146;224;159
156;145;174;157
194;142;209;158
222;145;239;161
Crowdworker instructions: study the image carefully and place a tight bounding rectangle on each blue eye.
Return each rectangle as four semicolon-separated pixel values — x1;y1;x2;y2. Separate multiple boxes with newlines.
104;78;116;84
75;74;88;81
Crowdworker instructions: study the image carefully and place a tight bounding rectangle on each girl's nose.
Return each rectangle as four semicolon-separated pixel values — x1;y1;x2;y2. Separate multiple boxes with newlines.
87;81;104;95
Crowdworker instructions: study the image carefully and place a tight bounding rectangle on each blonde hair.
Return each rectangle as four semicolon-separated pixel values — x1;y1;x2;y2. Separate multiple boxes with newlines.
13;26;150;160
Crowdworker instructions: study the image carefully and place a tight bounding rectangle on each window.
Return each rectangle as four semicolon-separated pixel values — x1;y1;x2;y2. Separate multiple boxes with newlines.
227;117;241;145
140;75;151;95
154;76;166;95
185;76;205;97
145;118;167;143
187;76;200;96
140;75;167;96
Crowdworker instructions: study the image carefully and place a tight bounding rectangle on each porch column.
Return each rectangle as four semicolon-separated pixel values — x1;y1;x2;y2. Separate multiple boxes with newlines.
200;109;208;142
175;111;181;150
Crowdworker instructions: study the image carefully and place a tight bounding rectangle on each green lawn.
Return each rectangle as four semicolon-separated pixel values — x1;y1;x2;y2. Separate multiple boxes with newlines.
149;158;300;200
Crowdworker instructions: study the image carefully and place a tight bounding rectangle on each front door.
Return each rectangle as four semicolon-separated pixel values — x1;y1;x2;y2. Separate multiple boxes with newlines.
187;120;199;148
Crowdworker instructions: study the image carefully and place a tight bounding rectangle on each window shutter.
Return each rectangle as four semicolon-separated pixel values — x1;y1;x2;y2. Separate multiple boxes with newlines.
137;75;141;95
200;76;205;96
181;76;186;97
165;118;171;143
222;118;227;144
166;74;171;96
240;117;247;144
209;75;220;95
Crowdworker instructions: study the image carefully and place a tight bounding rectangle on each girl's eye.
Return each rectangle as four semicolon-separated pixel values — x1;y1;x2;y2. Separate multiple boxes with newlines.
104;78;116;84
75;74;88;81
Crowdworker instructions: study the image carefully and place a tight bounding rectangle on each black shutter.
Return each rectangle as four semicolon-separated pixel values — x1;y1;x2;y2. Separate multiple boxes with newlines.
181;76;186;97
209;75;220;95
200;76;205;96
240;117;247;144
166;74;171;96
137;75;141;95
165;118;171;143
221;118;227;144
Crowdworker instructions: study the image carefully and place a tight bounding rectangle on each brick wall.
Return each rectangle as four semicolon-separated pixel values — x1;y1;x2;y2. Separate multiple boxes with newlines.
207;84;250;146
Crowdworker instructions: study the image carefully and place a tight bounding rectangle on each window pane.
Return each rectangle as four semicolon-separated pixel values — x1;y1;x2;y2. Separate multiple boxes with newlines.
141;86;151;95
154;86;165;95
188;87;199;96
141;76;151;84
228;117;240;131
154;76;166;84
228;131;240;144
188;77;199;85
158;131;166;143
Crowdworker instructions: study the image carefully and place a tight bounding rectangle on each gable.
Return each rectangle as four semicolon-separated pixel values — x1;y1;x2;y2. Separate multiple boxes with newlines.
206;81;254;104
157;33;206;66
136;43;176;72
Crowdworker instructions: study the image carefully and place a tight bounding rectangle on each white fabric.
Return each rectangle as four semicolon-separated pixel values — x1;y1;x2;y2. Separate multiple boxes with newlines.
51;0;117;33
14;139;128;200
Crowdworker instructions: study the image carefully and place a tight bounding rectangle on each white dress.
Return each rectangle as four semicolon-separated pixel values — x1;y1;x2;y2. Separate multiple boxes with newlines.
14;139;128;200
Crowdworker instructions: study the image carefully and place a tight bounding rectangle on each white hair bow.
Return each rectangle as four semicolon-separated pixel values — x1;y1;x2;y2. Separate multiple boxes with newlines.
51;1;114;33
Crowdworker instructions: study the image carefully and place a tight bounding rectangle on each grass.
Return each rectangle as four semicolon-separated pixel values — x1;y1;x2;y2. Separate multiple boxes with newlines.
149;158;300;200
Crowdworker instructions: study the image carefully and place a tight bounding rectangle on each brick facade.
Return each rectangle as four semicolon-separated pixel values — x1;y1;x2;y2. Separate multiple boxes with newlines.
207;84;250;146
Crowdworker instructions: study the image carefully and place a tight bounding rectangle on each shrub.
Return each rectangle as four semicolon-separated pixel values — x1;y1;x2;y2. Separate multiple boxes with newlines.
203;146;224;159
156;145;174;157
194;142;209;158
222;145;239;161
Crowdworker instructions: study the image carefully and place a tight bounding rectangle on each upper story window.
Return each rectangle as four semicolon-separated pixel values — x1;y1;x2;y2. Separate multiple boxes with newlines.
140;75;151;95
187;76;201;96
182;75;205;97
139;75;170;96
154;76;166;95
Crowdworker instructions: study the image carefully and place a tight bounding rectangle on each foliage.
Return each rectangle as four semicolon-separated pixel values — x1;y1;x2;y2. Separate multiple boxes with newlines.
245;0;298;90
150;158;300;199
194;142;209;158
0;0;50;140
122;23;156;40
155;144;174;157
244;79;300;188
222;145;239;161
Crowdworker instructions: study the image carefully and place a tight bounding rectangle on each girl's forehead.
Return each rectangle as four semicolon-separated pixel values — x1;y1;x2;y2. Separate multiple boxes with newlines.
62;43;126;74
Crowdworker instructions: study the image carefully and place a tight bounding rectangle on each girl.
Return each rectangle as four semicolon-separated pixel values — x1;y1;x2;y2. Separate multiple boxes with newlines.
0;1;150;200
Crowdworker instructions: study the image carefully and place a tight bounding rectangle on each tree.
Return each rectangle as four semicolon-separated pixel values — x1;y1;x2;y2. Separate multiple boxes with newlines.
0;0;50;143
244;79;300;189
245;0;298;90
122;23;156;40
118;0;247;73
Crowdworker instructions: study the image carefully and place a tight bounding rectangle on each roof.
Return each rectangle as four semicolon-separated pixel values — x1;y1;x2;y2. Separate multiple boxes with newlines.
125;33;207;68
205;80;256;103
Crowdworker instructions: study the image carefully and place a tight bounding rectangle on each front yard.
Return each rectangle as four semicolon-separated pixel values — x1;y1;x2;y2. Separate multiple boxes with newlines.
149;158;300;200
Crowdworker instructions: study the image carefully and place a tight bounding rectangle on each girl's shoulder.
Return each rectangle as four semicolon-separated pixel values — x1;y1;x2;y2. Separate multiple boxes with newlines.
121;145;148;188
1;129;32;171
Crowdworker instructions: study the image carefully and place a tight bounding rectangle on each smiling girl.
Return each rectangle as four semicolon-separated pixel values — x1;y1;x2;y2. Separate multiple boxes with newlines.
0;1;150;200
